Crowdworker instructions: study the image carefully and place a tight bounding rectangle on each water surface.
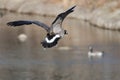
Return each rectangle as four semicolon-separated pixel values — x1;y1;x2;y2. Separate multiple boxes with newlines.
0;10;120;80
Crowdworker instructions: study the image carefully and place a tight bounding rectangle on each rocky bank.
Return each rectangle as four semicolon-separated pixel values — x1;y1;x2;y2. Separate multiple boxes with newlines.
0;0;120;31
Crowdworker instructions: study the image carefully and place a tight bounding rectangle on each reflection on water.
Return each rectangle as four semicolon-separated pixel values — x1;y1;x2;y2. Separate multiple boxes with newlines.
0;10;120;80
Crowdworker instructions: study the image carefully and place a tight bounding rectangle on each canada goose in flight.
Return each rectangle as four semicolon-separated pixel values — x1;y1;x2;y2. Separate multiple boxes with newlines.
7;6;76;48
88;46;104;58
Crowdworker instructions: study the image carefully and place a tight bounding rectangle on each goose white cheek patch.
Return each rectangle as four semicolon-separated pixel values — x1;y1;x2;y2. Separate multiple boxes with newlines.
45;34;60;43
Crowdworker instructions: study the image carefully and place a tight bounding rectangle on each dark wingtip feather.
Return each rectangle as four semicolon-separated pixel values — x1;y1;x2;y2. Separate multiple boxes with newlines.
7;22;12;26
7;21;32;26
67;5;76;12
52;5;76;24
7;21;18;27
7;22;15;27
71;5;76;10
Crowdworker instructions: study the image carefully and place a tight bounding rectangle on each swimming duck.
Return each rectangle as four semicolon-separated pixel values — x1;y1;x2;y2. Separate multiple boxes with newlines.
88;46;104;58
7;6;76;48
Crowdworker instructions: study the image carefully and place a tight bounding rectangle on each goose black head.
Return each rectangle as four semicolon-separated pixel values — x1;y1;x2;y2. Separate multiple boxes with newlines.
89;46;93;52
41;33;61;48
64;30;68;35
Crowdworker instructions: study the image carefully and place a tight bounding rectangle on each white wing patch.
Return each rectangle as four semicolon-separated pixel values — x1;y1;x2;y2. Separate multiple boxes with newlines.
45;34;60;43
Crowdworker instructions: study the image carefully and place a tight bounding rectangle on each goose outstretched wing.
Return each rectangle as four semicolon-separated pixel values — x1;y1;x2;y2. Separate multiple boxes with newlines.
52;5;76;25
7;20;50;32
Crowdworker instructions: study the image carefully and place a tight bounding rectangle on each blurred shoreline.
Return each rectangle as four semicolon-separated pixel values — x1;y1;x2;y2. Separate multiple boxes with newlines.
0;0;120;31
